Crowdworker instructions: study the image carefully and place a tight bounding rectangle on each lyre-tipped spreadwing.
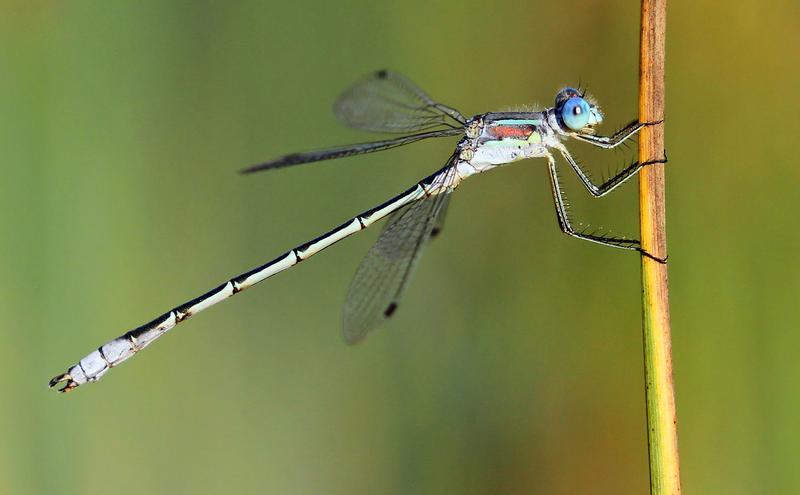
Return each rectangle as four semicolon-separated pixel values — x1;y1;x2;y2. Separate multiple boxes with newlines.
49;70;664;393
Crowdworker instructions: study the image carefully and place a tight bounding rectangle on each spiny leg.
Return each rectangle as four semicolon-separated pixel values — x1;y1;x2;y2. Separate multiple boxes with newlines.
545;152;642;251
573;119;662;149
557;145;667;198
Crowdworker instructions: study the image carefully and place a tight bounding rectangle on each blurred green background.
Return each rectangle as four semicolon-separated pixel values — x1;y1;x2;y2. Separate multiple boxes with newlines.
2;1;797;494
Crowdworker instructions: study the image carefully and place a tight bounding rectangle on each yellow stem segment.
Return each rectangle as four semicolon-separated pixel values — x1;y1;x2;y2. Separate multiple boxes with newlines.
638;1;681;494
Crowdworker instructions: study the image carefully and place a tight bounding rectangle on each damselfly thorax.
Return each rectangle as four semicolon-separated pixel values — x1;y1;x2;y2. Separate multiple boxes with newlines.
455;112;557;179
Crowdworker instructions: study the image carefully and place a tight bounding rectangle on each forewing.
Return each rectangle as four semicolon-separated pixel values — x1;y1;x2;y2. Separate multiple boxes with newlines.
240;129;463;174
334;70;465;134
342;169;456;343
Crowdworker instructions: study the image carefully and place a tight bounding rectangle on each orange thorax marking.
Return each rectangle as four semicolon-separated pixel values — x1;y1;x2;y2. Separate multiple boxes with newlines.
488;124;535;139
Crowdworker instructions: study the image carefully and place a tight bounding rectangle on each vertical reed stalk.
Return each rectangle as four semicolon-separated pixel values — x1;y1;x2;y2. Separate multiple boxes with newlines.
638;1;681;494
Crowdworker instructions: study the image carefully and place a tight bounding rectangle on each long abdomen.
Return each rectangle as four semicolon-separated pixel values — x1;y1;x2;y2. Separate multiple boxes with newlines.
49;165;457;392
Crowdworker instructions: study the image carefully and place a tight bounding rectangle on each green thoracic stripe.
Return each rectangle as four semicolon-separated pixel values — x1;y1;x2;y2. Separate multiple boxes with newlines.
483;131;542;148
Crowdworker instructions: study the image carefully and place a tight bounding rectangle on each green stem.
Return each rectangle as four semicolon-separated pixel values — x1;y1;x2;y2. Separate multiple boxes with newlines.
638;1;681;494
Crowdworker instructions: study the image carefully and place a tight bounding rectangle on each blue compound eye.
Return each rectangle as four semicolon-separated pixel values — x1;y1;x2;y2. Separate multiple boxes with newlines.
561;97;591;131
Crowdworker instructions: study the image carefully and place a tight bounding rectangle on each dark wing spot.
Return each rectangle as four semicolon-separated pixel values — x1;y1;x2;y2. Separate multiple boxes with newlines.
430;227;441;238
384;303;398;318
376;69;388;79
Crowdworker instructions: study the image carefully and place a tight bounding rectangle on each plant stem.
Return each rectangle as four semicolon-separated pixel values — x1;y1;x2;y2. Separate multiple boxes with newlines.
638;1;681;494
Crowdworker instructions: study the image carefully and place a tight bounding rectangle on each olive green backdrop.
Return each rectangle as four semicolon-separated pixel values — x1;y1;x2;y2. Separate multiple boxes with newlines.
2;1;797;494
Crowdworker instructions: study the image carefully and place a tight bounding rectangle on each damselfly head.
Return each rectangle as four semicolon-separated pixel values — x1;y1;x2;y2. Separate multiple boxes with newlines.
555;87;603;133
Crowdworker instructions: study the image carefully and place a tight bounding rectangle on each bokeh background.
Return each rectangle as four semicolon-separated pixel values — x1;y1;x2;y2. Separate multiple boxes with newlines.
2;1;797;494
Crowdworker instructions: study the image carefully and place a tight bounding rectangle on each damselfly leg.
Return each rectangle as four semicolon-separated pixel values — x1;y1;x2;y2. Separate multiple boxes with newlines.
559;146;667;198
546;153;642;251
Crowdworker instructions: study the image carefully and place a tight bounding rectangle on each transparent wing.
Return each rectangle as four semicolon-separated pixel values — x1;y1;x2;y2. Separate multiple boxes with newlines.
429;193;450;239
240;128;463;174
342;165;457;344
334;70;466;134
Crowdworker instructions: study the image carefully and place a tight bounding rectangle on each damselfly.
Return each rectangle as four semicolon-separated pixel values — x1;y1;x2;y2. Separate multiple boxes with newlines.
49;70;663;392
